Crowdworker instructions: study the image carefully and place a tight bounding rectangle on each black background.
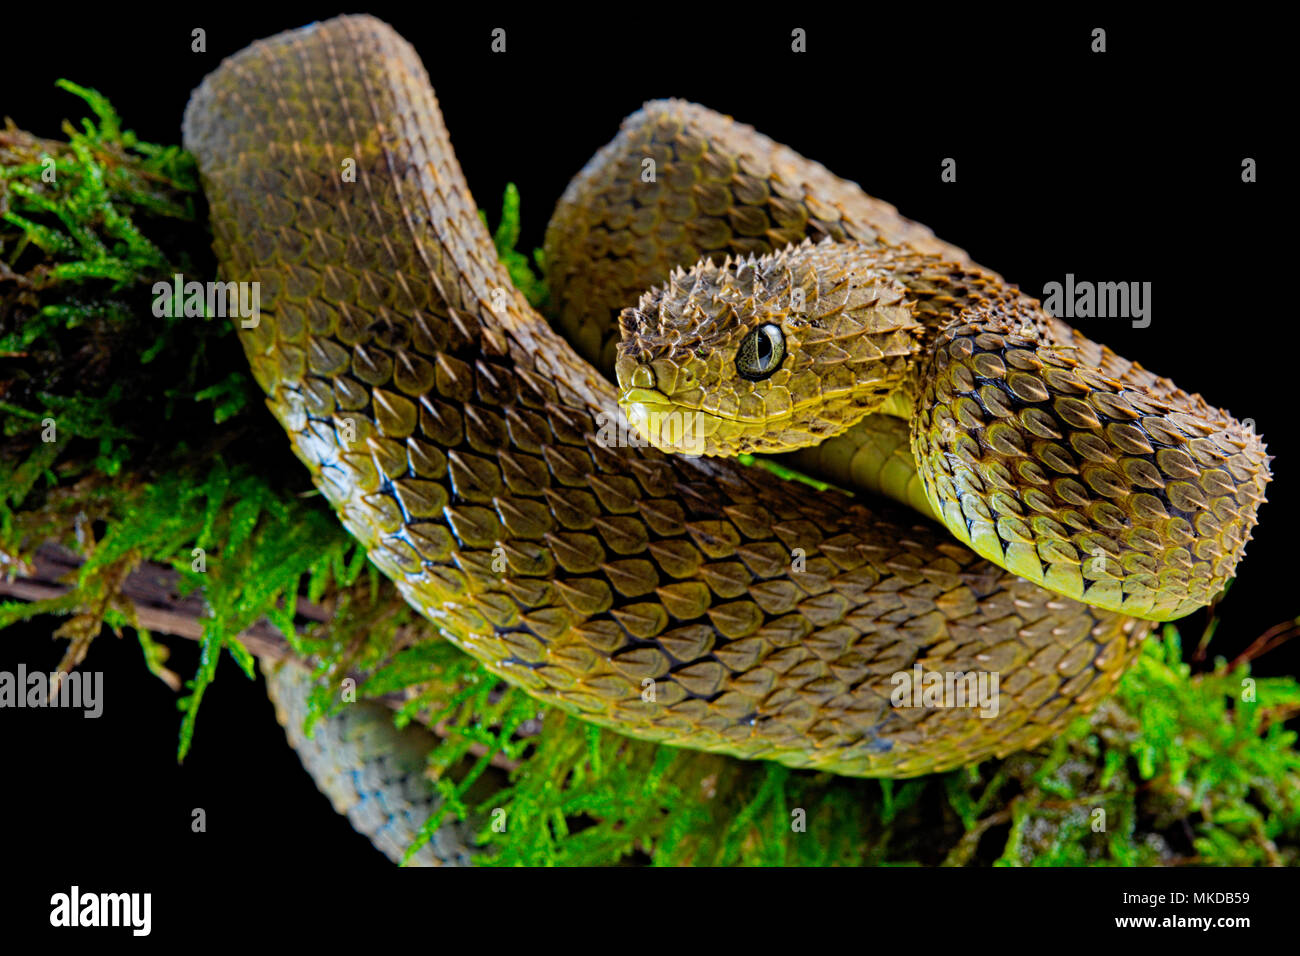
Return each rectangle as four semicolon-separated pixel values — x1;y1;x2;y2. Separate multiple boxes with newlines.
2;2;1292;930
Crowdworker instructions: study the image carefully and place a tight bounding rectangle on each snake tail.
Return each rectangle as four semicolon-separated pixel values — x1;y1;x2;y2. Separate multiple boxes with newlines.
264;661;477;866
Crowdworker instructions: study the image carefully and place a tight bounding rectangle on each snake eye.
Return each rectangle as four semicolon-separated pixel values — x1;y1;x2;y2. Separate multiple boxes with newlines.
735;323;785;381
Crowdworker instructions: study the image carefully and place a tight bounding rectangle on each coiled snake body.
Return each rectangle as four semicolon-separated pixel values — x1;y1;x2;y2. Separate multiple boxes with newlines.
182;16;1269;797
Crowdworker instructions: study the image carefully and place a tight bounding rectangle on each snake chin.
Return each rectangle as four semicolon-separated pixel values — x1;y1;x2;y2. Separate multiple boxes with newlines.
617;384;853;458
618;389;725;457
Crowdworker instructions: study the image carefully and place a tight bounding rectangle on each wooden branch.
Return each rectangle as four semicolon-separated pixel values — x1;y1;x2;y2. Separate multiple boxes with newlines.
0;541;522;770
0;541;324;662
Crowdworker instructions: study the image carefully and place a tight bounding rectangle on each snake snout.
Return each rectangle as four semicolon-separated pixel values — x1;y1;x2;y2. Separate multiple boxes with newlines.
615;355;719;457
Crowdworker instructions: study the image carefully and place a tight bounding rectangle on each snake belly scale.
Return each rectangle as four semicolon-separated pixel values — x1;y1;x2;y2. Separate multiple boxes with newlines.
181;15;1267;779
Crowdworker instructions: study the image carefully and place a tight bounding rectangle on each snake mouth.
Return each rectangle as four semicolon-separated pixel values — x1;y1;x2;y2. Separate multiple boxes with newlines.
617;386;810;456
617;386;791;425
617;386;767;455
618;387;712;455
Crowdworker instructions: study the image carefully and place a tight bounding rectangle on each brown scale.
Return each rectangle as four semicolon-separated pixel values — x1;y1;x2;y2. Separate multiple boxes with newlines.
913;314;1268;619
181;14;1256;778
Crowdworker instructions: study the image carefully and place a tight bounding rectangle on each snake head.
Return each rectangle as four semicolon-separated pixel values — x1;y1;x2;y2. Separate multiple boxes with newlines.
615;239;924;457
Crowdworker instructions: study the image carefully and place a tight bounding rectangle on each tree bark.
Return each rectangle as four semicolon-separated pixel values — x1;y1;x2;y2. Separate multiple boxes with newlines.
0;540;319;663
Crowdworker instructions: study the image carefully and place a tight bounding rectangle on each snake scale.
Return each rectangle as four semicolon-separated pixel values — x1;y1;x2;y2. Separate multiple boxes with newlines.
180;16;1269;841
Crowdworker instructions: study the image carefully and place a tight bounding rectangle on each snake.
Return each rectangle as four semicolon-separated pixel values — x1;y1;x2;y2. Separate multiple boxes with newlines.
179;15;1270;846
263;661;480;865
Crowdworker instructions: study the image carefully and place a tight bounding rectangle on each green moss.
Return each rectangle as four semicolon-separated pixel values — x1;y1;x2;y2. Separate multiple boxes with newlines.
479;181;548;311
2;86;1298;867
